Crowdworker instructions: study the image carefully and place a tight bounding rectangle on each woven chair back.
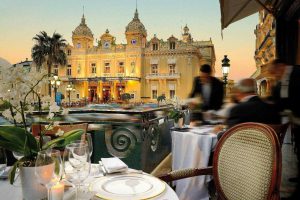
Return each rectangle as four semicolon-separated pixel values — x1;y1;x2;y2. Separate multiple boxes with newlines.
213;122;281;200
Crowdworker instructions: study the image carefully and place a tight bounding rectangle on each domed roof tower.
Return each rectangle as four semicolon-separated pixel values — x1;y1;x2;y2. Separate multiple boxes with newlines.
125;9;147;48
72;15;94;49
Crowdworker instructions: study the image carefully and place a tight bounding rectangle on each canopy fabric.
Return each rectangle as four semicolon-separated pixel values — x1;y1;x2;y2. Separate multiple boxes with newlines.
220;0;274;29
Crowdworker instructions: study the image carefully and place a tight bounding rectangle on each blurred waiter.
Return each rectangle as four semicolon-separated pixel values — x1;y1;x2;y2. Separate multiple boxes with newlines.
269;58;300;199
189;64;224;121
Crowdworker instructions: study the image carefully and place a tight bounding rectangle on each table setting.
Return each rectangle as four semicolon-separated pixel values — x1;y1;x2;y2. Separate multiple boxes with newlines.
0;145;178;200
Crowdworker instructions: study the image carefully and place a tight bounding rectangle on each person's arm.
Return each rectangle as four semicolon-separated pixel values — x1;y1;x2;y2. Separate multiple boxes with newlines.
189;77;199;98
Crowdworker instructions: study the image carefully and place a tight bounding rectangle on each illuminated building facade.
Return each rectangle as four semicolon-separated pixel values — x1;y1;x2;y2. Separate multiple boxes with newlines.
54;10;216;103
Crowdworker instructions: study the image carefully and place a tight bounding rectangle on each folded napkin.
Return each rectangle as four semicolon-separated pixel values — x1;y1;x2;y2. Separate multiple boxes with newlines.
100;157;128;174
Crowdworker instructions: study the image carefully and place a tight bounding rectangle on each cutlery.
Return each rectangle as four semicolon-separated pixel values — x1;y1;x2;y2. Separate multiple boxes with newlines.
99;161;107;176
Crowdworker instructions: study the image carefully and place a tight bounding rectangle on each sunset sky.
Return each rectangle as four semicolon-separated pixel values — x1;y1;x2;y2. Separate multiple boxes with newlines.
0;0;258;81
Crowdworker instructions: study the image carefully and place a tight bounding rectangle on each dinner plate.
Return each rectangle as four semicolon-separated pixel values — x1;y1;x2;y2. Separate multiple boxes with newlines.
89;173;166;200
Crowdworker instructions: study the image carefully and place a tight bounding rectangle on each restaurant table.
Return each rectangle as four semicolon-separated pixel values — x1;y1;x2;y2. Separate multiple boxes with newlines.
0;165;179;200
171;126;218;200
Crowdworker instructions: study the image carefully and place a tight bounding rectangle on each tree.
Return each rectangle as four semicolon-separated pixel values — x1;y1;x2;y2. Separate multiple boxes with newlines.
32;31;67;96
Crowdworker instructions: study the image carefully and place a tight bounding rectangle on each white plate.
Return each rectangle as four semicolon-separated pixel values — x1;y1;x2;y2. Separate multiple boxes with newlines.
89;173;166;200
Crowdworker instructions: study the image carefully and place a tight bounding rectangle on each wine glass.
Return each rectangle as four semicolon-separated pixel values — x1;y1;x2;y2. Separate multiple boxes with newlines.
35;149;62;200
63;143;91;200
0;148;7;176
73;133;93;158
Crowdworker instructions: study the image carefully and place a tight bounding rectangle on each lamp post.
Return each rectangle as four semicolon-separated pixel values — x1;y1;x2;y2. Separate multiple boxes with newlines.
50;75;61;103
221;55;230;96
66;84;73;105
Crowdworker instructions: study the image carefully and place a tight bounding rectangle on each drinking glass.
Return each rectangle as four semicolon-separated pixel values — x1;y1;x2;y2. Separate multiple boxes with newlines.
63;143;91;200
0;148;7;176
35;149;62;200
73;133;93;158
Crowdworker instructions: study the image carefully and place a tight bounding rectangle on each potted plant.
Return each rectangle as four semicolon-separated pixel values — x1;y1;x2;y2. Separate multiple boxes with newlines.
0;66;83;199
121;93;133;109
169;108;185;128
168;96;185;128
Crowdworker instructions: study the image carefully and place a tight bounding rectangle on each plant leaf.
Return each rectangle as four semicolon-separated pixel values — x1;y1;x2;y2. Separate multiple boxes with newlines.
0;126;38;156
42;129;84;149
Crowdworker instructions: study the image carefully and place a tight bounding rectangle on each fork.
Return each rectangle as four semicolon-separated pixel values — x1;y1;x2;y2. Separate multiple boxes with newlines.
99;161;107;176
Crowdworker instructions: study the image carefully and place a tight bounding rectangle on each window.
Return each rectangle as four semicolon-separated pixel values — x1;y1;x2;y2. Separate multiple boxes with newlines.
67;65;72;76
53;65;58;75
76;94;80;99
77;43;81;48
152;90;157;99
91;63;96;74
104;63;110;73
151;64;158;74
170;42;176;50
152;43;158;51
67;50;71;56
170;90;175;99
169;64;176;74
118;62;125;73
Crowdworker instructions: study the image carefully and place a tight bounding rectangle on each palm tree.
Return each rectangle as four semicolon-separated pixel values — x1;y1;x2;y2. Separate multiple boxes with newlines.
32;31;67;96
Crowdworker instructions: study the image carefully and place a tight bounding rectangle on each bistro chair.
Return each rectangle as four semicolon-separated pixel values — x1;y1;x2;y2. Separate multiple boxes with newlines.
158;122;282;200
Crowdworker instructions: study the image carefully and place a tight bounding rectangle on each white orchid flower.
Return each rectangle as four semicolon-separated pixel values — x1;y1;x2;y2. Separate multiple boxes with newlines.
47;112;55;119
49;102;60;113
55;129;64;137
62;108;69;115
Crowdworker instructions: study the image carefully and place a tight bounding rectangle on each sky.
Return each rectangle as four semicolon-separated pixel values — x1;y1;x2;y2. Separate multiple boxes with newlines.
0;0;258;81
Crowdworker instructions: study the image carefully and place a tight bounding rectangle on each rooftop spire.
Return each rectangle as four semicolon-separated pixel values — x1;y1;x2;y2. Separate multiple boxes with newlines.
134;8;139;19
81;5;86;25
81;14;86;25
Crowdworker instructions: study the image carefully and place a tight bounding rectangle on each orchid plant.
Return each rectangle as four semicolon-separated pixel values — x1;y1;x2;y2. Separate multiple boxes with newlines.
0;66;83;184
166;96;185;122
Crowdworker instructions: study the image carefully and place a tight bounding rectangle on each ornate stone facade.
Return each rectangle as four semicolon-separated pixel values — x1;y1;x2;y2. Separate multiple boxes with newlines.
252;10;276;97
54;10;216;103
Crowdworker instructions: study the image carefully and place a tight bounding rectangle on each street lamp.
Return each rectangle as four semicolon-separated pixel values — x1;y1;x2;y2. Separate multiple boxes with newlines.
221;55;230;95
66;84;74;105
50;75;61;102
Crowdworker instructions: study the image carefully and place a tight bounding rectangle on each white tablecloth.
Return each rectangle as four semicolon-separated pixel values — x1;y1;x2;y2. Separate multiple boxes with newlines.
0;166;178;200
172;126;218;200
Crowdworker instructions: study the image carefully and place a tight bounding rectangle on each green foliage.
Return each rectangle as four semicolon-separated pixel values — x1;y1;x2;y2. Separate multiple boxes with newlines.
157;94;166;103
168;108;184;123
121;93;131;101
0;101;10;111
0;126;84;184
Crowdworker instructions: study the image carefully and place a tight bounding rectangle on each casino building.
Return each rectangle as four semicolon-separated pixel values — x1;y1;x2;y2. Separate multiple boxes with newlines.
54;9;216;103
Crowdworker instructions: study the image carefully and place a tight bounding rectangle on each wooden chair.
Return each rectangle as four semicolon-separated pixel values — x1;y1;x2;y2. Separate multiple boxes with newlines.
31;123;88;138
158;122;282;200
267;123;289;146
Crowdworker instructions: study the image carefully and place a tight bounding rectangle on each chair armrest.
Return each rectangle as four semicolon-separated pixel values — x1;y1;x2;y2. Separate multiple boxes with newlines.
158;166;213;182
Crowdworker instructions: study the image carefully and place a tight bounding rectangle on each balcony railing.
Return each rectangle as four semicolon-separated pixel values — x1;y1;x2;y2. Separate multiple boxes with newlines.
103;73;111;77
145;73;180;79
116;73;125;77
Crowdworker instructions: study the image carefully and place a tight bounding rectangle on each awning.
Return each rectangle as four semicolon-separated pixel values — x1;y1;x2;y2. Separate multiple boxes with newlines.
220;0;278;29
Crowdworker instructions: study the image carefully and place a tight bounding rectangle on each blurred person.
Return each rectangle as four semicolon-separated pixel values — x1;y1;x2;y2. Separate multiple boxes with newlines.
268;58;300;199
213;87;239;119
189;64;224;122
215;78;281;136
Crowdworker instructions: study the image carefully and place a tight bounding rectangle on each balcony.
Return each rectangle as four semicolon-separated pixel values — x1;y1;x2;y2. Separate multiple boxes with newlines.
145;73;180;80
116;73;125;77
103;73;111;77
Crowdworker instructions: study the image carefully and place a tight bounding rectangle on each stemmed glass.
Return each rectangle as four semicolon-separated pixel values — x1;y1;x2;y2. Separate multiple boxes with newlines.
63;143;91;200
35;149;62;200
73;133;93;158
0;148;7;176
